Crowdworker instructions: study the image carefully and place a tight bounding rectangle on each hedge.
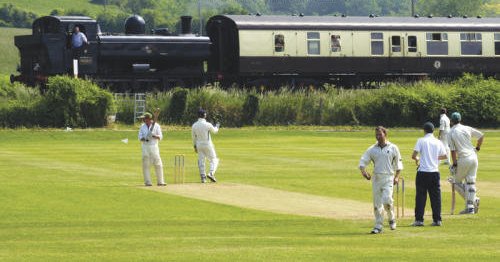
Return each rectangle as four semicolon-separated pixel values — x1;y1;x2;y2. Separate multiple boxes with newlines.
1;75;498;128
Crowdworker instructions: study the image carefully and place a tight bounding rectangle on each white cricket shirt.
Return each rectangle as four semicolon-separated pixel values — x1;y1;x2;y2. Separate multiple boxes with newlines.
192;118;219;146
138;122;162;146
359;141;403;175
414;133;447;172
449;123;483;158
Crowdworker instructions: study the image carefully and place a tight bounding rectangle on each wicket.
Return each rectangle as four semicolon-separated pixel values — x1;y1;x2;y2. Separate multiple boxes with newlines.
451;183;456;215
174;154;185;184
395;177;405;218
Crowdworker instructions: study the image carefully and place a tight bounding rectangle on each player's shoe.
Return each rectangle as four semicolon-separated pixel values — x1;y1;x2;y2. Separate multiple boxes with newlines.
431;221;442;226
207;173;217;182
474;198;480;214
157;183;166;186
411;221;424;227
389;220;396;230
370;228;382;234
459;208;474;214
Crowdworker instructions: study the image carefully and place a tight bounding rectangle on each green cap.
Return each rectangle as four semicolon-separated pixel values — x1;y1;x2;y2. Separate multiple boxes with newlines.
451;112;461;122
138;112;152;119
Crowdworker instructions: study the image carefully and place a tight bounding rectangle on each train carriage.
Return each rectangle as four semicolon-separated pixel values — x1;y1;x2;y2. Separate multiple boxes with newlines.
206;14;500;85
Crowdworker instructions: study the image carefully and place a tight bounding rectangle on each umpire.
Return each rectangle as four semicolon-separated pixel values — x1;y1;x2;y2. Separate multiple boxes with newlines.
411;122;448;226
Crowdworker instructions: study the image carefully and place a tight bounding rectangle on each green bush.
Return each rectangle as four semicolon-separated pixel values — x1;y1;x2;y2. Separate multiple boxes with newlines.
242;93;259;126
114;94;135;124
167;88;188;124
41;76;115;128
185;87;245;127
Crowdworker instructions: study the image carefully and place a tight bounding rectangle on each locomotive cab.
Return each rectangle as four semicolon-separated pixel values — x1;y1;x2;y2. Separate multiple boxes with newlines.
13;16;99;85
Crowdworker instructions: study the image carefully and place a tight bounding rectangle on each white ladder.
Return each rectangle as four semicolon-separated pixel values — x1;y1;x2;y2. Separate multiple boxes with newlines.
134;93;146;122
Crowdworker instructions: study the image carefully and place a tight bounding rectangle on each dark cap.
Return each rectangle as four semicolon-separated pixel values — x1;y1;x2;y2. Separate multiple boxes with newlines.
198;108;206;118
423;122;434;133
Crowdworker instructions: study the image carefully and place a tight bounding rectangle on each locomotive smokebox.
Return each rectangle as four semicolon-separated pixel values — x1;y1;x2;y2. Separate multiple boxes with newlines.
180;16;193;35
125;15;146;35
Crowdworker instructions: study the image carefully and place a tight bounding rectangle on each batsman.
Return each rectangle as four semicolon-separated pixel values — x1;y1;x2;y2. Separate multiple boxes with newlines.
359;126;403;234
448;112;484;214
138;109;166;186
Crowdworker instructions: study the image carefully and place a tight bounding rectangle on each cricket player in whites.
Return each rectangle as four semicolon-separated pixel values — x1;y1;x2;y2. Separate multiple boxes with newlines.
439;108;451;165
138;110;166;186
448;112;484;214
192;108;220;183
359;126;403;234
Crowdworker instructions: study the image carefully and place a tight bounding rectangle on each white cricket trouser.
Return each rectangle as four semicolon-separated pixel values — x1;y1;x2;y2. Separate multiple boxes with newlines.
440;132;450;163
142;144;164;185
372;173;395;230
455;154;478;209
196;143;219;177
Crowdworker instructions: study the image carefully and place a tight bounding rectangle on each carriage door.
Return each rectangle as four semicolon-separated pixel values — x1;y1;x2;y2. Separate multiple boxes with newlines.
389;34;404;57
273;31;297;57
273;31;297;72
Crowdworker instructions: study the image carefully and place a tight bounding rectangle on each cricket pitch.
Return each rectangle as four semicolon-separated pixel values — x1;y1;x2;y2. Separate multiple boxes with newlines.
144;183;412;220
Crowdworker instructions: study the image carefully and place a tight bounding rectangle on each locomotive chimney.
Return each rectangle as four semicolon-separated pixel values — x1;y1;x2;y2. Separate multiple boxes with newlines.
180;16;193;35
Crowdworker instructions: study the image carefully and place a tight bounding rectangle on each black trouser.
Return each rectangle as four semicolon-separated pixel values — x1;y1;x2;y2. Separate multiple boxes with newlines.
415;171;441;222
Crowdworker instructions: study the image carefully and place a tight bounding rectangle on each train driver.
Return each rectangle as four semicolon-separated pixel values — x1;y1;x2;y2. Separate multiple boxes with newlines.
71;26;88;58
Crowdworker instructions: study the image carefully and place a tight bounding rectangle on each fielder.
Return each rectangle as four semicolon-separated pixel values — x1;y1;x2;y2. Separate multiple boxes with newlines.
448;112;484;214
192;108;220;183
138;112;166;186
359;126;403;234
439;108;451;164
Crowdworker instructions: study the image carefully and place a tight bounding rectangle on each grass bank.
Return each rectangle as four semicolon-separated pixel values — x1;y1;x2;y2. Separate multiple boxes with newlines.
0;27;29;75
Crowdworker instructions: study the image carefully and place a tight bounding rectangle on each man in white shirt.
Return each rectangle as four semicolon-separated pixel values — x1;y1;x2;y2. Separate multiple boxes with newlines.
359;126;403;234
138;112;165;186
411;122;448;227
439;108;451;164
448;112;484;214
71;26;88;58
192;109;220;183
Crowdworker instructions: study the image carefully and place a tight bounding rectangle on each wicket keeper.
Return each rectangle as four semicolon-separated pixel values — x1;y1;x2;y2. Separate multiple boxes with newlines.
359;126;403;234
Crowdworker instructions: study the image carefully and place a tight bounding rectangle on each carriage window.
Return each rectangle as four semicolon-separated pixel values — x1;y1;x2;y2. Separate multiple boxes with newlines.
307;32;320;55
275;34;285;52
460;33;482;55
391;36;401;52
371;32;384;55
426;33;448;55
495;33;500;55
331;35;341;52
408;36;417;52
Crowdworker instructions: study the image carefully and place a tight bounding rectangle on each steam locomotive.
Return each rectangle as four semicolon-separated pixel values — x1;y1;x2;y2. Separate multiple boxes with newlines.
12;15;210;90
11;14;500;89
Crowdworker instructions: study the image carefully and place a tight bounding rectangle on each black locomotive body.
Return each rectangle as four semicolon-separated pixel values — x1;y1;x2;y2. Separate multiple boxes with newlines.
12;15;211;89
13;16;100;85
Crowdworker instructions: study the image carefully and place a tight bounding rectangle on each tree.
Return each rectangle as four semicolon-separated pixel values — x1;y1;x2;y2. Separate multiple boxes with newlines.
417;0;487;17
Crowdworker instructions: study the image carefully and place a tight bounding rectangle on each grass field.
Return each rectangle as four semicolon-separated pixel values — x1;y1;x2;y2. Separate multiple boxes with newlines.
0;27;29;75
0;127;499;261
0;0;122;17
